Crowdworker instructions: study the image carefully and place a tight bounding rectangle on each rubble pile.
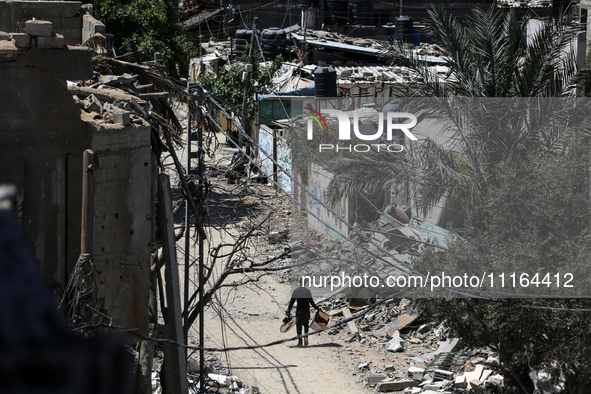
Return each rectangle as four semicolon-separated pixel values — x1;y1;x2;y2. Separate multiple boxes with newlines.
414;43;448;57
315;296;506;394
68;72;161;127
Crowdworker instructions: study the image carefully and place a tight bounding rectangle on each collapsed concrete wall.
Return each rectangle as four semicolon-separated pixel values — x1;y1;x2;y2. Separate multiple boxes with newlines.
0;1;84;45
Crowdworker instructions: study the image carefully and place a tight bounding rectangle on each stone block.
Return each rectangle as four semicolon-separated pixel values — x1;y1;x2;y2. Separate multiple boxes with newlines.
37;34;65;49
25;20;53;37
60;17;83;30
433;369;454;381
0;31;10;41
107;110;131;125
84;94;102;113
53;28;75;40
386;335;403;352
455;374;467;388
376;379;418;392
366;373;387;385
408;367;425;381
10;33;29;49
0;40;17;61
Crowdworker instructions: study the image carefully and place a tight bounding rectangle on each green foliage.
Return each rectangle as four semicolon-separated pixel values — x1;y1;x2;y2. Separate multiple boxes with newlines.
92;0;197;78
326;6;591;391
388;7;583;97
411;129;591;390
199;49;284;115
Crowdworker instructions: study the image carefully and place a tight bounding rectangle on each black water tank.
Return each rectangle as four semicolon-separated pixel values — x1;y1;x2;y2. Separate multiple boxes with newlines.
261;28;287;60
235;29;259;59
315;66;337;98
395;16;413;43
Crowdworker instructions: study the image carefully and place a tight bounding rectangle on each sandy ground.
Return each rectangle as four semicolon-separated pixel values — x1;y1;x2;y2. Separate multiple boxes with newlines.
170;133;433;393
195;274;369;394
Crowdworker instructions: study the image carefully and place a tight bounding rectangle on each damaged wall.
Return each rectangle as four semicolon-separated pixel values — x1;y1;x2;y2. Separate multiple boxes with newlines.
0;1;84;45
0;42;93;289
83;111;154;330
0;20;154;334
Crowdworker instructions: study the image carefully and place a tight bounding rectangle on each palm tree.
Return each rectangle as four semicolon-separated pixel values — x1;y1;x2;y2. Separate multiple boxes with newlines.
326;6;588;223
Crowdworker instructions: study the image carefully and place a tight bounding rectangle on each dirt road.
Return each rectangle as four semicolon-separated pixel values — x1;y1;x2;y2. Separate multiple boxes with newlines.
192;274;370;394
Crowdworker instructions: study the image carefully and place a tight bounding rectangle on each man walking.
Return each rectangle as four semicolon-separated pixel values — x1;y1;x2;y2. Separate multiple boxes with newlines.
286;286;320;346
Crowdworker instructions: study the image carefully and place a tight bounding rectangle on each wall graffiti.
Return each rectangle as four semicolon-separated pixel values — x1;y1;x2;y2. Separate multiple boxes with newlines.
307;163;348;240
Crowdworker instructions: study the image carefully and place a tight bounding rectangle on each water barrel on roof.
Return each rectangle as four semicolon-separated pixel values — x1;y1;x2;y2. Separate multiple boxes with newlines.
261;28;288;60
314;65;337;98
395;16;414;43
235;29;258;60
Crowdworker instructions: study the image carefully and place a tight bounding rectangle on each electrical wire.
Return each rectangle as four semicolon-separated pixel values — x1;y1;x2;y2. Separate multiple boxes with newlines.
72;288;410;352
198;89;591;301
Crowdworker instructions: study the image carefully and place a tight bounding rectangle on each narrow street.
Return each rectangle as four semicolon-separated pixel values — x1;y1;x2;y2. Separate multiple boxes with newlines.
199;274;366;393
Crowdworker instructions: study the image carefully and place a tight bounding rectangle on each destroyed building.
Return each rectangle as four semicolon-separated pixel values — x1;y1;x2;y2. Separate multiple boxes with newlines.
0;6;153;335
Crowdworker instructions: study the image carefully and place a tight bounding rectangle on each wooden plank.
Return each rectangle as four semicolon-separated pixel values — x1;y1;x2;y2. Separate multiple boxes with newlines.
157;174;188;394
341;306;359;337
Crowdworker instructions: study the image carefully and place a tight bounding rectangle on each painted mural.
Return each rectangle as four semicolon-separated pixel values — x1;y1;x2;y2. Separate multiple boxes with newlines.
307;163;348;240
258;127;292;194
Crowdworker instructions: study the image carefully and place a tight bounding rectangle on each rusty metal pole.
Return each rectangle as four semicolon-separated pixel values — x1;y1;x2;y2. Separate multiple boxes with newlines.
81;149;94;256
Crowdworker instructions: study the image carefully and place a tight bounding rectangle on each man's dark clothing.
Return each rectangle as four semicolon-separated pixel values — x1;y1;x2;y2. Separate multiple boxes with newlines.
287;287;319;341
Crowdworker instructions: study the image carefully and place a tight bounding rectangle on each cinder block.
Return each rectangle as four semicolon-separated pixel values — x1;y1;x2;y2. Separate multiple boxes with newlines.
107;110;131;125
82;4;94;15
83;14;105;34
25;20;53;37
60;18;83;30
0;31;10;41
53;27;75;40
48;18;62;29
84;94;102;113
433;369;454;381
37;33;65;49
9;33;29;49
0;40;17;61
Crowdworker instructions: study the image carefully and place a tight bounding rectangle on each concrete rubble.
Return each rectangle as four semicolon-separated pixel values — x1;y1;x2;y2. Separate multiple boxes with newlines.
272;283;507;394
68;72;155;126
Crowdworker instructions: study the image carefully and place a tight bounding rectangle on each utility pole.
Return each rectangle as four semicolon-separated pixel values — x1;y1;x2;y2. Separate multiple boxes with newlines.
240;16;258;149
184;88;191;347
184;84;207;392
196;86;206;394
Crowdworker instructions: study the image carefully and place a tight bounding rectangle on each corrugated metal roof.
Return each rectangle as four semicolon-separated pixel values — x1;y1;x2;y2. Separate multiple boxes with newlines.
291;33;385;56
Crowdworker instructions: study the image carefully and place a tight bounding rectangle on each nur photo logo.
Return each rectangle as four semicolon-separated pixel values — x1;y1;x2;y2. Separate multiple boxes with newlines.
305;109;418;153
